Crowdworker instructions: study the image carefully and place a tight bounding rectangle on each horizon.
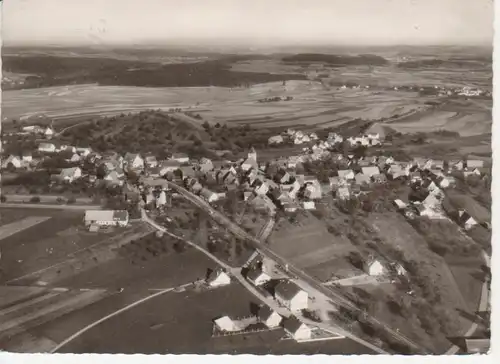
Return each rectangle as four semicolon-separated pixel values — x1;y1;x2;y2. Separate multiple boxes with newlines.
2;0;494;47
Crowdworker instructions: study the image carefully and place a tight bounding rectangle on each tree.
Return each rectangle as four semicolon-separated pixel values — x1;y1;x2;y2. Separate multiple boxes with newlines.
0;195;6;203
347;251;366;270
67;196;77;204
30;196;41;203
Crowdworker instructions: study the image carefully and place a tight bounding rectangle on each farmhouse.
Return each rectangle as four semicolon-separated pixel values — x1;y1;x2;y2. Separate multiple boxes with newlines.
84;210;129;227
258;306;283;329
283;316;312;341
366;259;387;276
206;269;231;287
274;280;308;311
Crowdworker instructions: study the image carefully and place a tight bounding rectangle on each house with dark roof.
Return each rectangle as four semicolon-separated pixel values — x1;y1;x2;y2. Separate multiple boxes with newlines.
274;280;308;311
258;306;282;329
283;316;312;341
246;267;271;286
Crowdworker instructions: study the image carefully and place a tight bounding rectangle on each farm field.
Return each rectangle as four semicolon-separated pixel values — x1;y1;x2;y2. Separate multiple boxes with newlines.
2;81;490;139
0;207;145;285
269;215;360;282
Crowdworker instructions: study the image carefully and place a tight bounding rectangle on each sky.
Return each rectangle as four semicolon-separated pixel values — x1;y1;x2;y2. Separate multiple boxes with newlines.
1;0;494;47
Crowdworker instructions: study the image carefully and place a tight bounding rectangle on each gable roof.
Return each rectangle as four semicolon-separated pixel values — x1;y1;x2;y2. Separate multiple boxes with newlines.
283;316;307;334
361;166;380;177
258;306;280;322
275;280;303;300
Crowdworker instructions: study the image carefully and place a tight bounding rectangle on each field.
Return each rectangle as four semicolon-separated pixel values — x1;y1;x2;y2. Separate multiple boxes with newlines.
269;214;361;282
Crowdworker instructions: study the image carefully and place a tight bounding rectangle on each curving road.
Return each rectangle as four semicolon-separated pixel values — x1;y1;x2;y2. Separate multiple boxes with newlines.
144;179;424;353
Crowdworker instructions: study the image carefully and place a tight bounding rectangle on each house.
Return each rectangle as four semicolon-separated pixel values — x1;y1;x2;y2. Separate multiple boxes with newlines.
361;166;380;178
156;191;167;208
2;155;22;169
336;187;351;200
393;199;408;210
243;191;253;202
180;166;196;179
200;188;219;203
104;170;124;186
303;201;316;210
44;126;55;137
59;145;77;154
329;176;345;190
38;142;57;153
372;173;387;184
144;155;158;168
463;338;490;354
124;153;144;170
170;153;190;164
438;175;456;189
367;259;387;276
251;195;277;214
466;160;485;170
268;135;284;145
410;171;422;183
458;210;479;231
22;153;33;163
67;153;81;163
338;169;355;181
258;306;282;329
76;147;92;157
354;173;370;186
206;269;231;287
283;317;312;341
241;157;258;172
254;181;270;196
274;280;308;311
159;160;181;175
214;316;238;332
59;167;82;183
199;158;214;172
453;160;465;171
304;181;322;200
84;210;129;227
246;267;271;286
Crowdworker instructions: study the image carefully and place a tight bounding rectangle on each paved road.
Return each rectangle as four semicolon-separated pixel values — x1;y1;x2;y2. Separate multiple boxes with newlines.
158;180;425;354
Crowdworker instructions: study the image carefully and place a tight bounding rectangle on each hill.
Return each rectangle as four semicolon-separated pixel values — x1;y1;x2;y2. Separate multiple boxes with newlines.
281;53;389;66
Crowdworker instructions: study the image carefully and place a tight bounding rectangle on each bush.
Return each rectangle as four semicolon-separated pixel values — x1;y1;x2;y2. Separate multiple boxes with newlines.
30;196;41;203
0;195;6;203
67;196;77;204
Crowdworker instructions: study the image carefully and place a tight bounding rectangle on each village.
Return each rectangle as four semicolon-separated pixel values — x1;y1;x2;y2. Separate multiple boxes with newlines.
0;118;492;352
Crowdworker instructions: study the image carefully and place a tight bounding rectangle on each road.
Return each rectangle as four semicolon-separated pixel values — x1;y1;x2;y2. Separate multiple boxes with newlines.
157;180;426;354
140;208;387;354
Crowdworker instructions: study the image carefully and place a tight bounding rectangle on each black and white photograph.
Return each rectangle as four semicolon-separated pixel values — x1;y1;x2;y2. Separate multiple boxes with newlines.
0;0;493;357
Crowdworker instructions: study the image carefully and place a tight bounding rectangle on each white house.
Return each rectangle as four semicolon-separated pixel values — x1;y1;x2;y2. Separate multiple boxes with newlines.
214;316;238;332
367;259;386;276
76;147;92;157
303;201;316;210
274;280;308;311
200;188;219;203
38;142;57;153
254;181;270;196
67;153;81;163
2;155;22;169
241;157;258;172
156;191;167;208
258;306;283;329
466;160;485;169
84;210;129;227
170;153;190;164
336;187;351;200
361;166;380;178
338;169;355;181
304;182;322;200
268;135;284;145
124;153;144;170
284;317;312;341
44;127;55;137
393;199;408;210
206;269;231;287
246;267;271;286
59;167;82;183
458;210;479;231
